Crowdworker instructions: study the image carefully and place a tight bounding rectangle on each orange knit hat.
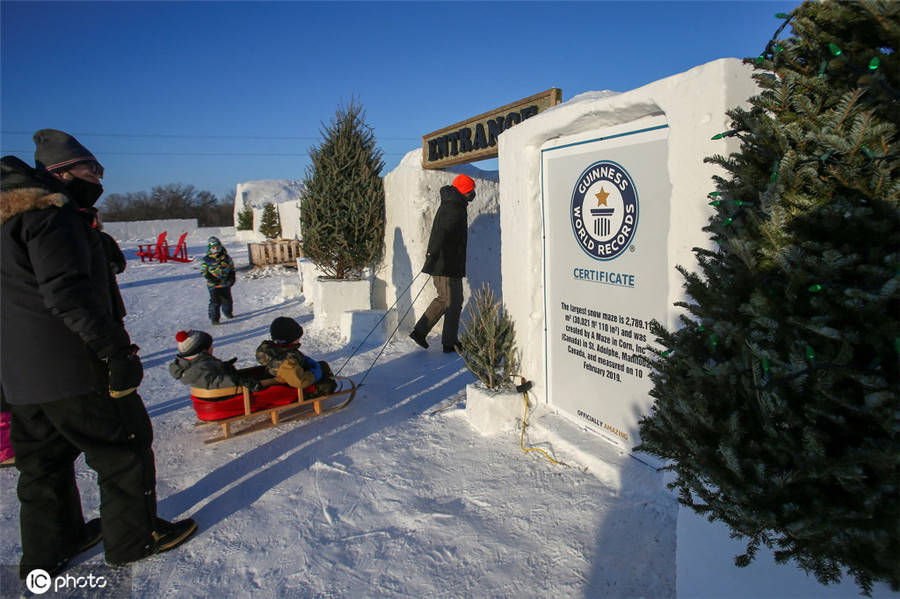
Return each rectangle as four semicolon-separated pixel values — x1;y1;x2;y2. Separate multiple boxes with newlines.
451;174;475;195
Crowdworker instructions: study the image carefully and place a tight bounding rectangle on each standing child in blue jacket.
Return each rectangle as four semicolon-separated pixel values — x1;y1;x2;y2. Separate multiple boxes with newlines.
200;236;235;325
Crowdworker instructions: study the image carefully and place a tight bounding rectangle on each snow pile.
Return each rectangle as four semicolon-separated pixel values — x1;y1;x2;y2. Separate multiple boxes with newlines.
236;179;304;209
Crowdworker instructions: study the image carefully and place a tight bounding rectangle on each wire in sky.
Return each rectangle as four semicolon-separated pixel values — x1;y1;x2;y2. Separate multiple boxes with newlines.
0;130;420;142
1;150;413;157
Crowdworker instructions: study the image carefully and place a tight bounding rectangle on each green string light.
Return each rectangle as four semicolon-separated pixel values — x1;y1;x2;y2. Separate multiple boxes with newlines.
708;191;722;197
710;334;719;347
894;338;900;354
818;60;827;78
724;216;734;226
868;57;880;70
711;130;737;140
761;356;770;372
756;54;766;66
805;345;815;361
862;146;875;159
698;325;705;332
709;200;723;207
661;349;673;357
774;44;784;53
828;43;842;56
808;283;824;292
819;150;834;162
775;12;790;19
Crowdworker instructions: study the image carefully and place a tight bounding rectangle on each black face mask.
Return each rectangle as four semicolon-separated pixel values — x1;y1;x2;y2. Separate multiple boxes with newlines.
67;177;104;208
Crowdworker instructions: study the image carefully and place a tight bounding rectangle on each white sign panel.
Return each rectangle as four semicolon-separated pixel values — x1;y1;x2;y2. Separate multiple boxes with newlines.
541;117;671;451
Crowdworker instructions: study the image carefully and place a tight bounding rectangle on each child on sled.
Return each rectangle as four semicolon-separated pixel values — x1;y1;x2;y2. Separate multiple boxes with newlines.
169;329;263;393
256;317;337;396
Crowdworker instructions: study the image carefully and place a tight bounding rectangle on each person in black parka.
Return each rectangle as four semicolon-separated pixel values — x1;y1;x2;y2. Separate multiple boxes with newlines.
0;130;196;578
410;174;476;353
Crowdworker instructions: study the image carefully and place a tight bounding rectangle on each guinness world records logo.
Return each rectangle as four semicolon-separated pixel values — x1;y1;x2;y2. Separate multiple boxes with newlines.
570;160;638;260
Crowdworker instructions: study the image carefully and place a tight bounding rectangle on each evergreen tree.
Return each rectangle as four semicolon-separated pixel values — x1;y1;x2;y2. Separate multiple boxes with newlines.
637;1;898;594
459;284;521;391
236;205;254;231
300;99;385;279
258;203;281;239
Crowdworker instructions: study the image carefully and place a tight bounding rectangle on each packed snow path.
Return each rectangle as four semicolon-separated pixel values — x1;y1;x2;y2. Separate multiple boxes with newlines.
0;239;675;598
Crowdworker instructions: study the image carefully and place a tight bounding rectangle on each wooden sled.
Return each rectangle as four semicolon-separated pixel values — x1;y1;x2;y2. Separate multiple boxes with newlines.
191;375;357;444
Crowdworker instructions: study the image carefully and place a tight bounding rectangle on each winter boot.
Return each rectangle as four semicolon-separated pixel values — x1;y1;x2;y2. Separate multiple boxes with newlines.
409;330;428;349
151;518;197;553
317;378;338;396
75;518;103;555
107;518;197;567
18;518;103;579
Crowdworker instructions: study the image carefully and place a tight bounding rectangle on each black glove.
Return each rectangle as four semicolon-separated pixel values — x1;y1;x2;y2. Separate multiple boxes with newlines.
241;376;262;392
108;345;143;398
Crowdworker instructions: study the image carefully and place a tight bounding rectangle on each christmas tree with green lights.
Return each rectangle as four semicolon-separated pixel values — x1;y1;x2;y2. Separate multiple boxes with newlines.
637;1;898;594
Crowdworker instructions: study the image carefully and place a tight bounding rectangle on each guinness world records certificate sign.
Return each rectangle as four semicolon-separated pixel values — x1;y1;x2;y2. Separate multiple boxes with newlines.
540;117;671;451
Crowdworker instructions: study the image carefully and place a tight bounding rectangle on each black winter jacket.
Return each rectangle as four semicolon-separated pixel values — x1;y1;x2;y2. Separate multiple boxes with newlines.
422;185;469;278
169;353;247;391
0;156;131;404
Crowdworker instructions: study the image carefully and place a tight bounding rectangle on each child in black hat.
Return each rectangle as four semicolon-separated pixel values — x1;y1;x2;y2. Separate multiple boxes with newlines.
169;330;261;392
255;317;336;395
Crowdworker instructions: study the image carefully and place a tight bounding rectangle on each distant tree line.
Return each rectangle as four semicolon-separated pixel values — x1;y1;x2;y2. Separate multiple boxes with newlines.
100;184;234;226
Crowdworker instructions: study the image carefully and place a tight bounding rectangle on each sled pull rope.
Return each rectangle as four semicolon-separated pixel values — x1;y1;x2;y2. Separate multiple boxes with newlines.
333;271;427;378
339;273;433;388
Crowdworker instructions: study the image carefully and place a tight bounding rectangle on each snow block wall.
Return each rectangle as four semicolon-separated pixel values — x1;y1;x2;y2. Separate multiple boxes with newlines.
234;179;304;242
497;57;889;599
497;58;755;444
103;221;234;248
378;150;500;327
103;219;199;243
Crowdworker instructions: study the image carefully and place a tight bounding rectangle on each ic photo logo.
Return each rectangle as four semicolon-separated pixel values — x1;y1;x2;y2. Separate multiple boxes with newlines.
570;160;638;261
25;568;109;595
25;568;52;594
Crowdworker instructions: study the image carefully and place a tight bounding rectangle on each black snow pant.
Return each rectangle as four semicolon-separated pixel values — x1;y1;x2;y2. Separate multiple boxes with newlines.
413;276;464;347
207;286;233;323
10;390;158;573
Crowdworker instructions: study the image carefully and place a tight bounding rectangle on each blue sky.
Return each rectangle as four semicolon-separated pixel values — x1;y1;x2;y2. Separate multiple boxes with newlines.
1;1;800;201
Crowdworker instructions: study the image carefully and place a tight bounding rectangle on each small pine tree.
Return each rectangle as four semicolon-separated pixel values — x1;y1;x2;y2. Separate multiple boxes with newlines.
459;284;521;391
236;205;253;231
258;203;281;239
637;2;898;594
300;99;385;279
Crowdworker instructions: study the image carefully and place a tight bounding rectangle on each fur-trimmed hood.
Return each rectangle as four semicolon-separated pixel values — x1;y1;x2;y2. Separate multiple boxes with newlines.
0;156;70;225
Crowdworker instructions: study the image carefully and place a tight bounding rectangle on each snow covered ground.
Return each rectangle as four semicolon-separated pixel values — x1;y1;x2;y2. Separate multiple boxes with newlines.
0;234;677;598
3;232;889;599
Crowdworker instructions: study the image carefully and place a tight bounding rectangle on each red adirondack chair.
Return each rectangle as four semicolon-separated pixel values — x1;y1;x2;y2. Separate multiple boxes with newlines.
167;232;191;262
136;232;169;263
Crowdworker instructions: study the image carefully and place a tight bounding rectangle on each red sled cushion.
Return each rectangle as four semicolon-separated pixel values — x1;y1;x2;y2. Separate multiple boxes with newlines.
191;384;299;421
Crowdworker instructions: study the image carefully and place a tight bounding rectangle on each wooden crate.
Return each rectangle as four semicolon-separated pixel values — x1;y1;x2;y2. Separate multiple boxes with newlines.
248;240;303;267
